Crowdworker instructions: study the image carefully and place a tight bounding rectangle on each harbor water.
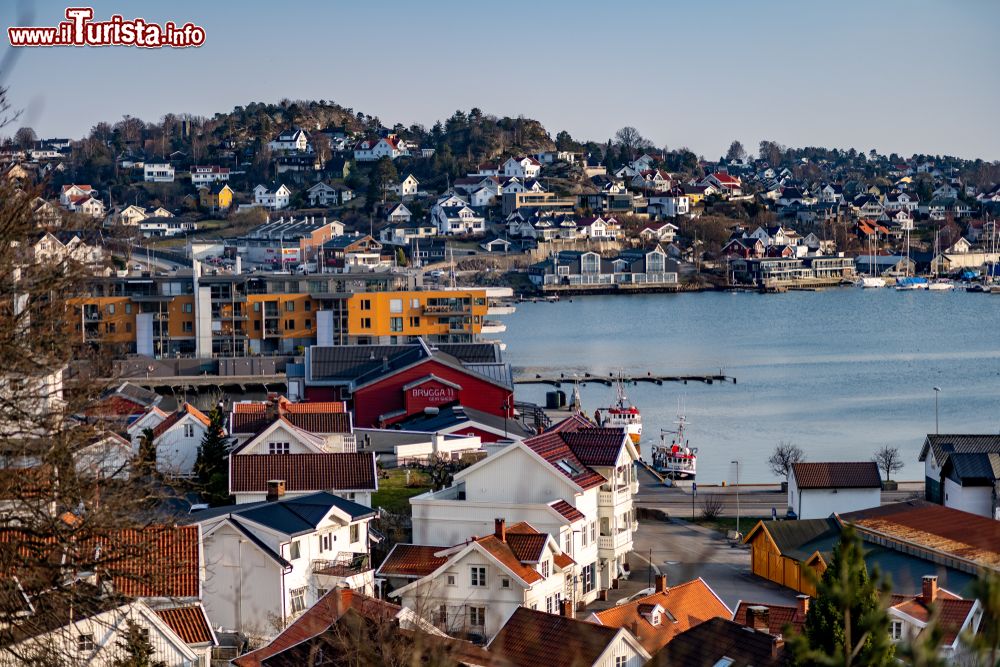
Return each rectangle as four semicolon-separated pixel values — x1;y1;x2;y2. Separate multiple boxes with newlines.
503;289;1000;483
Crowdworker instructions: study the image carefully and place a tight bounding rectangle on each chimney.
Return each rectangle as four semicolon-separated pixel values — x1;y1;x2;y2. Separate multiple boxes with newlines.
746;605;770;632
265;396;280;423
266;479;286;502
560;599;574;619
771;634;785;659
655;574;668;594
339;585;354;609
796;594;810;619
922;575;938;603
494;518;506;543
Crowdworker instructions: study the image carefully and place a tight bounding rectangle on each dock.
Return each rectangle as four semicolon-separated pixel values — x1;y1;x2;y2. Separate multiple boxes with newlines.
513;372;736;386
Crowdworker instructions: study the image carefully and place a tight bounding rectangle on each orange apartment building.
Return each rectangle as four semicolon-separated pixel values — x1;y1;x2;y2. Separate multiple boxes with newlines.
69;267;490;358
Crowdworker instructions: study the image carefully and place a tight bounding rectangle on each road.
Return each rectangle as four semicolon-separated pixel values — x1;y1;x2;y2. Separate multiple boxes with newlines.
634;467;924;519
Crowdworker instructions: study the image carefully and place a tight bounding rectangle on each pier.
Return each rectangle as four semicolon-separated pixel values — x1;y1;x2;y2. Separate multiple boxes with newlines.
513;371;736;386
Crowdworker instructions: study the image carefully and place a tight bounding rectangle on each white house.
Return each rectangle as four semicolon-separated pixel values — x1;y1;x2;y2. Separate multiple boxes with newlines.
888;576;981;657
638;221;679;243
185;490;376;639
884;191;919;212
432;203;485;235
787;461;882;520
190;165;230;185
395;174;420;198
646;194;690;218
254;183;292;210
385;202;412;224
378;519;575;642
470;186;498;208
307;181;341;207
144;163;175;183
150;403;214;478
410;415;640;605
268;128;310;153
227;416;374;506
0;599;212;667
502;156;542;179
354;135;409;161
919;434;1000;517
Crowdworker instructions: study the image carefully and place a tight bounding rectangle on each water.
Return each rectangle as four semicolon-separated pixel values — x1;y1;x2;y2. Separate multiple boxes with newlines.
501;289;1000;483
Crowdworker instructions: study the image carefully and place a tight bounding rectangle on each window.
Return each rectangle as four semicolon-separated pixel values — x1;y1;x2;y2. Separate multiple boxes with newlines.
290;587;306;613
470;566;486;587
321;533;331;551
590;521;597;543
183;321;193;333
410;298;420;309
546;595;555;614
890;620;903;640
183;423;194;438
304;301;311;311
390;317;403;332
389;299;403;313
289;540;301;560
581;527;588;547
269;442;290;455
469;606;485;628
125;303;132;314
285;319;295;330
106;322;116;334
615;656;628;667
125;323;132;333
107;304;115;314
253;302;261;312
183;303;193;313
305;319;312;329
285;301;295;312
361;317;371;329
540;560;550;578
317;588;328;599
409;316;421;328
446;574;456;586
77;633;95;652
360;299;371;311
437;605;448;626
582;562;595;594
350;523;359;543
500;577;510;589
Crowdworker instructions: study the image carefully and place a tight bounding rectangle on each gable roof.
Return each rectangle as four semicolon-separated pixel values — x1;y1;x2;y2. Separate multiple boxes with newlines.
743;518;840;562
185;491;374;537
231;398;350;435
942;452;1000;485
733;601;806;636
230;452;377;494
375;544;450;579
591;578;730;653
488;607;632;667
152;403;212;440
919;434;1000;467
790;461;881;489
155;605;216;646
647;617;787;667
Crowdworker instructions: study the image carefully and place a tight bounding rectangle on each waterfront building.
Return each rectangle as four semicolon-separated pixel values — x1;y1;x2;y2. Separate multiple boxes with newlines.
529;246;679;289
919;434;1000;516
787;461;882;519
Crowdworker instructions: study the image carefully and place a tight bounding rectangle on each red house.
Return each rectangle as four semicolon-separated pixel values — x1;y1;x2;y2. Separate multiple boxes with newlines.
304;340;514;428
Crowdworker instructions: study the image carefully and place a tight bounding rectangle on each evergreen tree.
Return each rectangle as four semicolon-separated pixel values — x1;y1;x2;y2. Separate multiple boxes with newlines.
194;407;230;506
789;526;895;667
963;569;1000;665
111;620;166;667
136;427;156;477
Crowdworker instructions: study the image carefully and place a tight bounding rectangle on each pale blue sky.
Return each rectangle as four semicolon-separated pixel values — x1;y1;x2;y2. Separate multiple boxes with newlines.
3;0;999;159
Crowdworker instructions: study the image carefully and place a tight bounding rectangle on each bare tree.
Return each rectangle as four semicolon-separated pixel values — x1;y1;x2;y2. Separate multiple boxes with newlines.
768;441;805;481
701;494;724;520
873;445;904;483
613;126;651;161
13;126;36;149
725;140;746;162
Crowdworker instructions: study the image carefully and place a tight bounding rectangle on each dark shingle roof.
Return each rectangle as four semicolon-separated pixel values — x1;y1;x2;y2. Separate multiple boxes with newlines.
748;518;840;562
647;617;787;667
230;453;377;494
919;434;1000;467
185;492;374;537
943;452;1000;485
375;544;448;579
488;607;622;667
791;461;881;489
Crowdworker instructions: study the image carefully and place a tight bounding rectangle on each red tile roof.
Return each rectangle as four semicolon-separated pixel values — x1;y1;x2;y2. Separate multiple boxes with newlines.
229;452;377;493
521;419;626;489
791;461;881;489
592;578;730;653
231;398;349;434
475;535;543;585
155;605;214;645
890;591;975;644
232;589;401;667
101;525;201;598
549;499;586;523
733;601;806;635
376;544;449;579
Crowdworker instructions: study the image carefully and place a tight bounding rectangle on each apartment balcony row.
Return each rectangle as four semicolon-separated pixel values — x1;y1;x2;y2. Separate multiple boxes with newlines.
423;304;470;315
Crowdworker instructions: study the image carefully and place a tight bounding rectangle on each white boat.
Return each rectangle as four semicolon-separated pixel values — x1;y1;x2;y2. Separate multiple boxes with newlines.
595;374;642;447
927;280;955;291
895;282;926;291
858;276;886;288
653;413;697;480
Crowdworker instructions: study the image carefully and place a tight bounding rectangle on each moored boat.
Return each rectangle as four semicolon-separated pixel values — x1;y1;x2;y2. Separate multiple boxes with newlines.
595;374;642;446
857;276;886;288
895;277;928;291
927;279;955;291
653;413;697;480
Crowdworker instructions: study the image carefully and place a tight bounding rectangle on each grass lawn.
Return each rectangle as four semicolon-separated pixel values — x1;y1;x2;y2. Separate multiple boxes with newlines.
371;468;432;515
690;516;768;536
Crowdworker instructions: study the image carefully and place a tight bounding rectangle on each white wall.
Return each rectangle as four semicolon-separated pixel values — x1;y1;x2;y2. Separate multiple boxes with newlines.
943;478;994;518
789;481;880;520
156;419;207;477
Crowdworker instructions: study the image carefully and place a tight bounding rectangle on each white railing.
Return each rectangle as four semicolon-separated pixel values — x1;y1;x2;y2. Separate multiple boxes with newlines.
598;530;632;551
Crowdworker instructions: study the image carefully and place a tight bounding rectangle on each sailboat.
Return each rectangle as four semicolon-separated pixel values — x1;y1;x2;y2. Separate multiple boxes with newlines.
928;229;955;291
595;372;642;447
894;216;926;290
857;225;886;288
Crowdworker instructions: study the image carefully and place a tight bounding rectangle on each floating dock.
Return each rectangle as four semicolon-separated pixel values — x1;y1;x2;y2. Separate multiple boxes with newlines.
513;372;736;386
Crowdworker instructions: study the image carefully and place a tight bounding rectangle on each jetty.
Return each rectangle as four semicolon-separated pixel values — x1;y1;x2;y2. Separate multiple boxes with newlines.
513;371;736;386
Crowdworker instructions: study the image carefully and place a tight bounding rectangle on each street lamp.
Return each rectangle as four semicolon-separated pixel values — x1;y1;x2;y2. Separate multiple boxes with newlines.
933;387;941;435
731;460;741;537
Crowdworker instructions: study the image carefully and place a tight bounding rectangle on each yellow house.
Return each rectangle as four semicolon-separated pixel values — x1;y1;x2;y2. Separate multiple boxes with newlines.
199;183;234;211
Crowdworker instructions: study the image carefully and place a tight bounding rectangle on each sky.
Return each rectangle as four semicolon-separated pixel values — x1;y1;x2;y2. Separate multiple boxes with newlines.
2;0;999;160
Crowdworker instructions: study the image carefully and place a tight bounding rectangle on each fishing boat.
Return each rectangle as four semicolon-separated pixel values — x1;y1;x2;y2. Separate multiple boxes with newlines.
652;412;697;480
595;374;642;446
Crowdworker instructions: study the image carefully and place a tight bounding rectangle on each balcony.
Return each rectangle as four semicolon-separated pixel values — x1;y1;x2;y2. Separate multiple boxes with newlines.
423;304;469;316
598;485;634;508
312;553;374;593
599;530;633;553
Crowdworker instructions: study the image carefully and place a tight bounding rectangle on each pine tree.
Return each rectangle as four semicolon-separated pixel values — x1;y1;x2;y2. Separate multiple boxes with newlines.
136;427;156;476
194;407;230;506
789;525;895;667
963;569;1000;665
111;620;166;667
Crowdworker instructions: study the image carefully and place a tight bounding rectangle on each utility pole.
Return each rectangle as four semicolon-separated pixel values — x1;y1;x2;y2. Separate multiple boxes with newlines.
933;387;941;434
